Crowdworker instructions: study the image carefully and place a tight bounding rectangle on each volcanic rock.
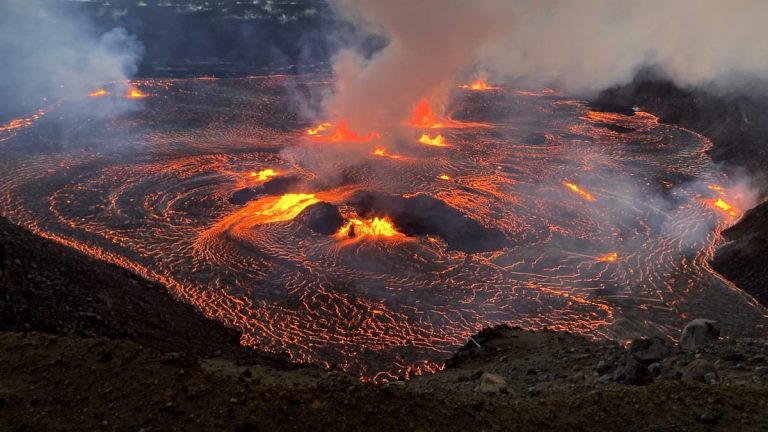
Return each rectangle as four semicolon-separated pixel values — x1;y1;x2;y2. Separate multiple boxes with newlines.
295;202;344;235
629;337;673;366
613;357;653;386
477;372;507;393
346;190;507;253
682;359;718;383
229;188;260;205
711;200;768;307
257;175;305;196
592;76;768;178
228;175;306;205
680;319;720;352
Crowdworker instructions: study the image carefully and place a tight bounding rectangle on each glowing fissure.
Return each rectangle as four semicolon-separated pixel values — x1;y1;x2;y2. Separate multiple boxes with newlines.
563;182;595;202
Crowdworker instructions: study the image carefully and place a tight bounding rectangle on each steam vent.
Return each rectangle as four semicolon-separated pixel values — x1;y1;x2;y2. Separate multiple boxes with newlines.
1;1;768;430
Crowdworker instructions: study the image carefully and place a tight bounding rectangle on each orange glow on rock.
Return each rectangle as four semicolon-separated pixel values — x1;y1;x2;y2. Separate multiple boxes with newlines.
89;89;108;97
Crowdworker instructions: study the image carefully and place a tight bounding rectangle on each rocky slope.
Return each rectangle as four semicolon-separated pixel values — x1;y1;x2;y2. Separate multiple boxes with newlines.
711;201;768;306
2;327;768;431
592;78;768;179
0;216;285;365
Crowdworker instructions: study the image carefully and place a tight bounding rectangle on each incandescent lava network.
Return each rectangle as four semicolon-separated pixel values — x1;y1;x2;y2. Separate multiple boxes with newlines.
0;75;766;381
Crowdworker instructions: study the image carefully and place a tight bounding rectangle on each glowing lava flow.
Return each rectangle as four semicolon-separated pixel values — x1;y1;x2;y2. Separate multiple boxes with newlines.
563;182;595;202
309;120;379;143
307;122;332;135
372;147;402;159
410;98;488;129
89;89;109;97
707;184;738;217
712;198;737;217
126;87;147;99
459;79;498;91
246;193;319;223
418;133;447;147
438;174;451;180
250;168;278;182
336;217;402;239
596;252;618;262
0;109;48;142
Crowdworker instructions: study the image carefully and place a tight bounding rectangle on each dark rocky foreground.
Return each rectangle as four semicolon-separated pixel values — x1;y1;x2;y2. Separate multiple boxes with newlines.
2;216;768;431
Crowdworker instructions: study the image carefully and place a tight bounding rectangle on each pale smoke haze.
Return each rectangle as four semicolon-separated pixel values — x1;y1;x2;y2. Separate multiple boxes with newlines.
325;0;768;130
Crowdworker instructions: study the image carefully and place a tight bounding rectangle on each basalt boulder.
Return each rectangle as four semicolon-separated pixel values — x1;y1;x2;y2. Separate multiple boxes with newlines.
680;319;720;352
295;202;344;235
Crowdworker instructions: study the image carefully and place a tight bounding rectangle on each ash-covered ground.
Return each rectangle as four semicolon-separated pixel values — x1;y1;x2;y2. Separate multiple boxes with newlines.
1;75;765;380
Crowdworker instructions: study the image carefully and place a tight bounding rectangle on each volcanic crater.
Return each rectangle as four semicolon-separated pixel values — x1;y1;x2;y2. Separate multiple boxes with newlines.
0;75;765;380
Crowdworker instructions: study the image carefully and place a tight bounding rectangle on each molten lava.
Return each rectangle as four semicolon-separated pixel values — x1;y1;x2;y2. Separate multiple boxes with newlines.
89;89;109;97
707;184;724;192
126;87;147;99
248;193;319;223
418;133;447;147
411;99;445;129
596;252;618;262
438;174;451;180
310;120;379;143
250;168;278;182
410;98;488;129
712;198;737;217
371;147;402;159
459;79;498;91
563;182;595;202
706;184;738;217
337;217;402;239
306;122;332;136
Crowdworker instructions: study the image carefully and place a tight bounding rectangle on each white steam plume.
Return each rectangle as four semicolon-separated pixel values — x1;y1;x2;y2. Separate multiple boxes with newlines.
325;0;768;130
0;0;143;118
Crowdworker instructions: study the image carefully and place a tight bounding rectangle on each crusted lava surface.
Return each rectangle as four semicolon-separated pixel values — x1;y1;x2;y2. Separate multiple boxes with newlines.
1;75;766;380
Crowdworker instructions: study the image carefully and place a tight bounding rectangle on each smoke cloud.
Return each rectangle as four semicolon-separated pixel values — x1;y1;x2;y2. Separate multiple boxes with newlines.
325;0;768;130
0;0;143;119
